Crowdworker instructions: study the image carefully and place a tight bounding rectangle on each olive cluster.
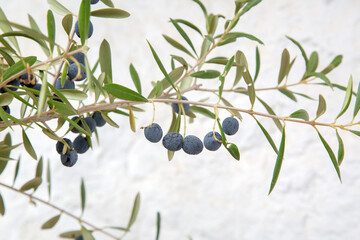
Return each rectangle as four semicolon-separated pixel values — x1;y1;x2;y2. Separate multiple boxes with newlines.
144;96;240;155
0;0;104;166
55;111;106;167
0;72;41;120
53;0;102;167
54;51;87;91
0;46;87;124
53;0;100;91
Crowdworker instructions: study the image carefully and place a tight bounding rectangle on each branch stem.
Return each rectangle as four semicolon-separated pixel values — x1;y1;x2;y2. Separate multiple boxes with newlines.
1;97;355;130
0;181;121;240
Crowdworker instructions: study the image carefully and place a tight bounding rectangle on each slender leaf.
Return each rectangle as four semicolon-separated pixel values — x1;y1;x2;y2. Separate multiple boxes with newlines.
80;178;86;214
286;36;308;66
101;0;115;8
192;0;207;17
127;193;140;230
289;109;309;121
336;75;353;119
168;111;181;133
60;113;91;136
2;56;37;80
278;48;290;84
286;57;296;78
1;107;31;128
37;77;48;116
350;130;360;137
13;157;20;185
278;88;297;102
254;118;278;154
222;32;264;45
62;14;73;36
78;0;91;45
190;106;215;119
28;14;41;33
180;76;193;90
47;159;51;199
207;14;218;36
168;150;175;161
104;83;148;102
0;8;20;51
22;129;37;160
3;21;58;48
129;106;136;132
28;15;50;56
226;143;240;160
254;46;260;81
6;90;35;109
0;143;21;154
162;34;194;58
99;39;112;83
129;64;141;94
0;156;14;161
316;94;327;118
60;89;88;101
35;156;43;179
336;130;344;166
240;0;262;16
47;10;55;53
47;0;71;15
307;51;318;73
257;97;283;131
0;192;4;216
20;177;42;192
200;38;211;58
317;130;342;182
223;55;235;77
268;126;285;195
0;48;14;65
174;19;202;36
0;133;11;175
191;70;220;79
353;81;360;118
307;72;333;89
41;214;61;229
101;112;120;128
170;18;197;56
147;41;177;92
91;8;130;18
155;212;161;240
206;56;229;65
321;55;342;74
171;55;188;68
242;69;255;107
233;50;246;86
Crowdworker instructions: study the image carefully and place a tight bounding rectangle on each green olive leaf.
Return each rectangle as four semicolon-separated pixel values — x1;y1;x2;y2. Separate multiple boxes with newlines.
268;126;285;195
41;214;61;229
91;8;130;18
104;83;148;102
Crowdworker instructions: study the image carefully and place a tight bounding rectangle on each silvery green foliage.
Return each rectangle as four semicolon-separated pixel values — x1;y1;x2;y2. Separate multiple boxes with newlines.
0;0;358;238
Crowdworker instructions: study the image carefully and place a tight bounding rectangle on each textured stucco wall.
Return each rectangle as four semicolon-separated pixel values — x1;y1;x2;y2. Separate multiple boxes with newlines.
0;0;360;240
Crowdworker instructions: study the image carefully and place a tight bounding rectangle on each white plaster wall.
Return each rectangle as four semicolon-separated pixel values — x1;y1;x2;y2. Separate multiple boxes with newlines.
0;0;360;239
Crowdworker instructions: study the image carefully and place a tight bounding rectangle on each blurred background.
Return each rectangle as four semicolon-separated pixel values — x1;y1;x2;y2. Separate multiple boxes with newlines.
0;0;360;239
